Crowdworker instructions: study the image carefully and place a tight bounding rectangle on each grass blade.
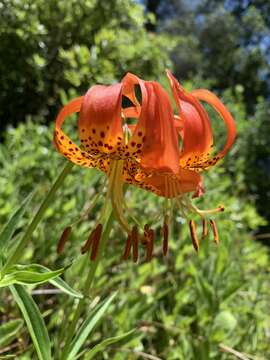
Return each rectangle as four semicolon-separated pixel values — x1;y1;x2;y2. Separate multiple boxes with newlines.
9;284;51;360
66;292;117;360
83;330;136;360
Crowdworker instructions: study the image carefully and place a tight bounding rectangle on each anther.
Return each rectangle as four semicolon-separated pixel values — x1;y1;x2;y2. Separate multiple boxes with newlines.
81;230;95;254
122;226;139;262
145;228;154;261
122;233;132;260
132;226;139;263
142;224;150;246
162;215;169;256
201;219;208;239
90;224;103;261
209;219;219;244
57;226;72;254
189;220;199;252
142;225;154;261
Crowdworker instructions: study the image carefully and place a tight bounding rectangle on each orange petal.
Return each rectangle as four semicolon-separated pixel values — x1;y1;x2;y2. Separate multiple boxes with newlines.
78;83;124;155
141;168;202;198
54;97;98;168
166;71;213;168
121;73;180;173
141;81;180;173
122;73;141;118
191;89;236;165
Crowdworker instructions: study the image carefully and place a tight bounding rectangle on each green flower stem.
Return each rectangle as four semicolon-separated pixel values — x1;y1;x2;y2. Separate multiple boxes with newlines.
1;162;74;277
60;209;114;360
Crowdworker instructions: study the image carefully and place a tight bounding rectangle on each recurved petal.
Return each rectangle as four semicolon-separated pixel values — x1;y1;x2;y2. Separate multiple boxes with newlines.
191;89;236;166
166;71;214;168
54;97;98;168
78;83;124;155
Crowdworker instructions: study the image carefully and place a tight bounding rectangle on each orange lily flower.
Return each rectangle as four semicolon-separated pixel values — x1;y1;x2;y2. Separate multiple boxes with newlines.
54;71;236;260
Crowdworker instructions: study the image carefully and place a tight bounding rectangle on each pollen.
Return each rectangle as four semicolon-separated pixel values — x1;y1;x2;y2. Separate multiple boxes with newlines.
209;219;219;244
201;219;208;239
162;215;169;256
189;220;199;252
57;226;72;254
143;226;154;261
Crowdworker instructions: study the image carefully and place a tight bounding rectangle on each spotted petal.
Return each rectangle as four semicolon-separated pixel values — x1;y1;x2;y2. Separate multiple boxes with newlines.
54;97;110;172
166;71;213;168
78;83;124;156
191;89;237;166
122;73;180;174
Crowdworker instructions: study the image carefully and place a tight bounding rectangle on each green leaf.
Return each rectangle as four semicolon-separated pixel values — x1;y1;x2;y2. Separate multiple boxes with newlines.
0;319;23;347
66;292;117;360
9;284;51;360
0;264;65;287
22;264;83;298
83;329;136;360
0;192;34;262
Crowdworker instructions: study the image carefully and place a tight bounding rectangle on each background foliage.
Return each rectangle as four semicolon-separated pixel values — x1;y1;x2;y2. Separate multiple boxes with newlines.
0;0;269;359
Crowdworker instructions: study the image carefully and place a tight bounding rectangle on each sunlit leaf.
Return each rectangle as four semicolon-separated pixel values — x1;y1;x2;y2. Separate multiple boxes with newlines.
0;265;65;288
27;264;83;298
83;329;136;360
66;292;117;360
10;284;51;360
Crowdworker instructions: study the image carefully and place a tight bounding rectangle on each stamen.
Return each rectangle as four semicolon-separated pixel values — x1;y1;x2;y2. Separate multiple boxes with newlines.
109;160;130;233
162;215;169;256
201;219;208;239
122;233;132;260
142;224;154;261
145;228;154;261
81;229;95;254
209;219;219;244
195;205;225;216
142;223;150;245
189;220;199;252
90;224;103;261
122;226;139;262
132;226;139;263
57;226;72;254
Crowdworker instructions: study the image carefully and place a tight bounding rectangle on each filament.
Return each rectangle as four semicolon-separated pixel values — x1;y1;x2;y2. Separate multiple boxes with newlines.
108;160;130;233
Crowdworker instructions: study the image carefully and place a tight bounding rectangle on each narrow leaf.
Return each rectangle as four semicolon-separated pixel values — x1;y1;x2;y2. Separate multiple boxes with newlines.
83;330;136;360
0;319;23;347
49;276;83;299
66;292;117;360
14;264;83;298
9;284;51;360
0;266;65;287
